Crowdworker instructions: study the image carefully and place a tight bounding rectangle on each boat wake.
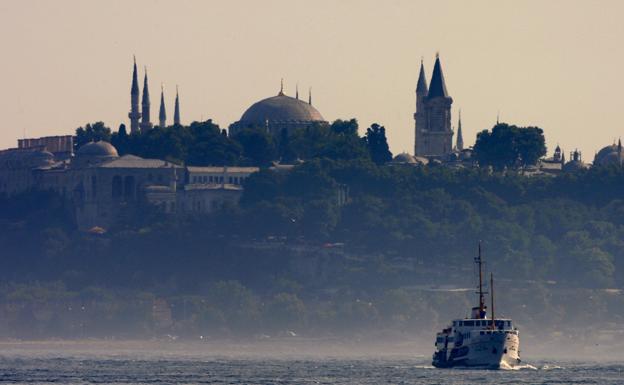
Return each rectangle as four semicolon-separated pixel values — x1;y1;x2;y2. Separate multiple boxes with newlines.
499;361;538;371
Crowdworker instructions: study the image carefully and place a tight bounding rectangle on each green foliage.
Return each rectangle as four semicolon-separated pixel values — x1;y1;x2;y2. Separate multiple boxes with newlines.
474;123;546;170
364;123;392;165
75;122;112;150
232;128;277;166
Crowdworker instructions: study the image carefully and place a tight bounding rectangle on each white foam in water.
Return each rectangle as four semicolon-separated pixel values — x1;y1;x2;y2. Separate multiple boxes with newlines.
499;361;538;371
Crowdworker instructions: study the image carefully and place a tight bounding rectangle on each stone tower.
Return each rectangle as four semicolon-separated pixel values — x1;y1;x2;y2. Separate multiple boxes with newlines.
128;57;142;134
414;54;454;158
140;70;153;132
159;85;167;128
173;86;181;126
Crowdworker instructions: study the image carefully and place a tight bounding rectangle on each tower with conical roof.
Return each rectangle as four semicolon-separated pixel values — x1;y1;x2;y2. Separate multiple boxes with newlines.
159;85;167;128
414;54;454;157
173;86;181;126
414;59;428;155
456;110;464;151
128;57;142;134
140;69;153;132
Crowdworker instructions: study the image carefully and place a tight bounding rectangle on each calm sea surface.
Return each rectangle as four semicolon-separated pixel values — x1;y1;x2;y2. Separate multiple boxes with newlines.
0;354;621;384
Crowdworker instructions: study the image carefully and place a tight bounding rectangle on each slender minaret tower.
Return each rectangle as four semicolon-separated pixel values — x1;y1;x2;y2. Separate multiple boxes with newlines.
414;58;428;156
456;109;464;151
308;87;312;105
140;69;153;132
173;85;181;126
159;84;167;128
128;57;142;134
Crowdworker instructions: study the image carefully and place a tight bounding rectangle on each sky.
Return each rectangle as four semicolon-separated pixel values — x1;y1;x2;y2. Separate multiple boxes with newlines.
0;0;623;160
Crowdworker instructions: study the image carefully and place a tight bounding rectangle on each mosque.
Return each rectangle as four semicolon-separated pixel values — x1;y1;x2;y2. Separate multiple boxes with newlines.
0;56;623;230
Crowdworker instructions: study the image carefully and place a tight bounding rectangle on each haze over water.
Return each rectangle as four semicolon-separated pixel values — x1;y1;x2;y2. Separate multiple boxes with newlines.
0;341;621;384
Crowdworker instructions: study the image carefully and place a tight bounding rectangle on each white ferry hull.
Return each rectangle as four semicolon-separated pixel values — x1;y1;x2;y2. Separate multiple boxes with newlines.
434;332;520;369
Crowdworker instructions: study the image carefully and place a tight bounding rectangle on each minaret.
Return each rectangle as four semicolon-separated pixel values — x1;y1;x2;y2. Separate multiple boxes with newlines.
414;58;428;156
456;109;464;151
140;69;153;132
296;83;299;100
128;57;142;134
173;85;181;126
308;87;312;105
159;84;166;128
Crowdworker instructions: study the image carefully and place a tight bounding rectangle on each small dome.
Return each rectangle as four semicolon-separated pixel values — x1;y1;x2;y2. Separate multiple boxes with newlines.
29;150;55;167
562;160;588;172
77;141;119;157
392;152;417;164
239;94;324;125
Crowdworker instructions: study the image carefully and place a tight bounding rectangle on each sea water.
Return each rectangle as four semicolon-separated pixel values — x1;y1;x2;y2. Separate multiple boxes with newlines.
0;353;621;384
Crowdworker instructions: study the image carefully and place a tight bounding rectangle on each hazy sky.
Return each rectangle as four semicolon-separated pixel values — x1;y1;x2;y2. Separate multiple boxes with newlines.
1;0;623;159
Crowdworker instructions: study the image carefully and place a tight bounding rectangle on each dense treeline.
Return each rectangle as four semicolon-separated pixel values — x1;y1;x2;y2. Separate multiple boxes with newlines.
75;119;391;167
2;118;623;338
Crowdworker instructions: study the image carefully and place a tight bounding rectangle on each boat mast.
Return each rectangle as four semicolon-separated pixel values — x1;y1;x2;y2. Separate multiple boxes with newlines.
476;241;485;318
490;272;495;329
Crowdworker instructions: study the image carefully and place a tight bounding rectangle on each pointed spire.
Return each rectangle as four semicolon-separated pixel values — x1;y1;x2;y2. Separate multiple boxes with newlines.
131;56;139;95
128;56;142;134
416;58;428;94
427;54;449;98
142;68;150;105
456;109;464;151
308;87;312;105
159;84;166;128
173;85;181;126
296;83;299;100
140;68;152;130
278;78;284;96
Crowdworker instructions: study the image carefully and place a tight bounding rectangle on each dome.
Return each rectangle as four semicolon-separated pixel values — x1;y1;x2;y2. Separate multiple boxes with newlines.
392;152;417;164
599;151;624;166
28;150;55;168
562;160;588;172
77;141;119;157
239;94;325;125
594;144;622;165
74;141;119;167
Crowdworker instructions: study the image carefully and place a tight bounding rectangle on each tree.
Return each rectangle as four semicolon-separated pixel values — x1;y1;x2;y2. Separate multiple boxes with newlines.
331;119;359;135
473;123;546;170
233;128;278;166
74;122;112;151
111;124;129;155
364;123;392;165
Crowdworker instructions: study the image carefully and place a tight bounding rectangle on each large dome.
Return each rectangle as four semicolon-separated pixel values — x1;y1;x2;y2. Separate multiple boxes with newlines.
74;141;119;167
239;94;325;125
594;143;623;166
77;141;119;157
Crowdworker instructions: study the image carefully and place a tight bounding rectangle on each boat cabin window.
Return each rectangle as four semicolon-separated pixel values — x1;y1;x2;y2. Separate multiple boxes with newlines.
464;320;474;327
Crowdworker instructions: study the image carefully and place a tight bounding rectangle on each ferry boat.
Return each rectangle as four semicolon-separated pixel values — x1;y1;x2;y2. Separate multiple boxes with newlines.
432;243;521;369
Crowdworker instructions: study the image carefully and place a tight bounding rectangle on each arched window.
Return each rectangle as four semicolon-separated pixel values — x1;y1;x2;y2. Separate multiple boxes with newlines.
91;175;97;198
124;176;135;200
112;176;122;200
